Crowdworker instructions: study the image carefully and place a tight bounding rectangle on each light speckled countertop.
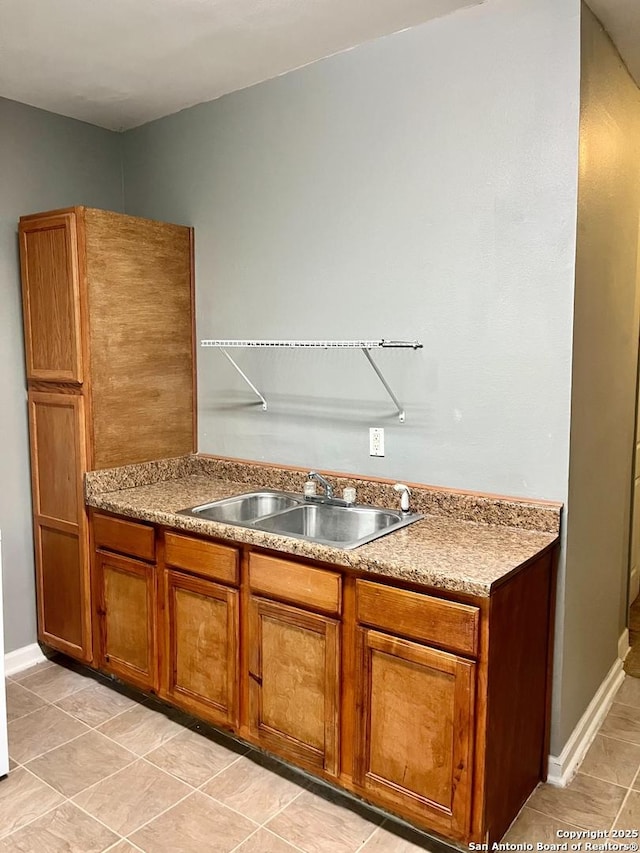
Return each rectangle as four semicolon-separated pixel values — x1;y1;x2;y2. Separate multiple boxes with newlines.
85;456;560;597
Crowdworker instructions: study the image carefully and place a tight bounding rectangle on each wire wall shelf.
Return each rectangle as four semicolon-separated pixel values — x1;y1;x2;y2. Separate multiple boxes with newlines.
200;339;423;422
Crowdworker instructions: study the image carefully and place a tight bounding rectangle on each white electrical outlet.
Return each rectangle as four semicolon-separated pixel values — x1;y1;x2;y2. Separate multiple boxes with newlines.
369;427;385;457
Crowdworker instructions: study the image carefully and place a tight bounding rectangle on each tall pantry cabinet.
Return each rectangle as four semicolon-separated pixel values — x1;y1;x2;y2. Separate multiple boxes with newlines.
19;207;195;662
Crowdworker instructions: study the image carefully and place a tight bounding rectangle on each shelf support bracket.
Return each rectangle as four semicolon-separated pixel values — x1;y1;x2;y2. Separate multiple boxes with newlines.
219;347;267;410
361;348;405;423
205;340;419;421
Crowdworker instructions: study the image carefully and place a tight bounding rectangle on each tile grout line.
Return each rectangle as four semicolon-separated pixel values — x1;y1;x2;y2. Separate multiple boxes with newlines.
103;840;133;852
8;694;168;778
6;675;54;701
6;679;121;764
257;780;385;853
10;672;441;851
19;694;247;818
11;685;145;759
6;698;55;727
226;788;310;853
16;672;94;705
19;737;145;819
589;730;640;748
64;746;139;795
350;817;384;853
0;764;80;842
354;820;388;853
186;780;266;828
71;699;197;761
125;787;238;843
11;670;386;840
60;692;152;731
120;840;146;852
6;669;384;850
254;785;307;828
192;751;248;789
12;728;91;766
139;754;202;792
103;749;311;851
67;753;195;811
608;699;640;711
53;690;142;727
259;825;310;853
226;826;265;853
579;766;640;788
9;660;57;684
63;751;227;843
606;711;640;726
523;803;602;831
70;797;143;848
608;766;640;831
0;797;66;843
201;763;311;826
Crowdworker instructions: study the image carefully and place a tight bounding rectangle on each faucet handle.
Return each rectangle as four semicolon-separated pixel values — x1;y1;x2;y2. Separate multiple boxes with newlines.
308;471;334;499
394;483;411;512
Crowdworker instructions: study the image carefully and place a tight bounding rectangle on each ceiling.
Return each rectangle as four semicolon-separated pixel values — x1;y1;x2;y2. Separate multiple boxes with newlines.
0;0;480;132
589;0;640;86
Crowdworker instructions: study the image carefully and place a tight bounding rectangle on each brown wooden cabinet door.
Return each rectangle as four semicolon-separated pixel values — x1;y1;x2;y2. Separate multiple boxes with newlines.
248;596;340;777
96;550;157;691
28;391;91;660
354;629;475;840
163;569;239;729
19;213;83;383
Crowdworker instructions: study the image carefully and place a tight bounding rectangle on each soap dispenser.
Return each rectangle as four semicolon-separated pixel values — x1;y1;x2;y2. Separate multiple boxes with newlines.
394;483;411;513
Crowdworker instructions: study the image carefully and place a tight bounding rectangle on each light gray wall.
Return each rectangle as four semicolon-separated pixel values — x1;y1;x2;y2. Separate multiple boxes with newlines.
123;0;581;505
558;6;640;749
123;0;581;754
0;96;122;653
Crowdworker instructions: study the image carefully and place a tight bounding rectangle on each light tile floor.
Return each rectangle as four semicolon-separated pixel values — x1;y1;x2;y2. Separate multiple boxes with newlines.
3;658;640;852
1;658;452;853
504;674;640;842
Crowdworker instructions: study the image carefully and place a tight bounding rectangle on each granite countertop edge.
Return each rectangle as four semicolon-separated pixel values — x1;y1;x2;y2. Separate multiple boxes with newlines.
86;465;560;598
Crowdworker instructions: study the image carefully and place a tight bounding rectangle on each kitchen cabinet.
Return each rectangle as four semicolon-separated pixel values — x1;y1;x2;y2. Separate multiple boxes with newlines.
351;580;478;839
354;629;475;838
95;550;157;691
247;595;341;777
246;552;341;777
82;511;554;847
19;206;195;661
28;391;90;658
93;513;158;690
20;211;83;383
161;533;240;728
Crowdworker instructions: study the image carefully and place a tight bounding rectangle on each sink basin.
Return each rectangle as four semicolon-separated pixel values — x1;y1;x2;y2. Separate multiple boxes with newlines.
178;491;302;524
252;503;415;549
177;489;422;549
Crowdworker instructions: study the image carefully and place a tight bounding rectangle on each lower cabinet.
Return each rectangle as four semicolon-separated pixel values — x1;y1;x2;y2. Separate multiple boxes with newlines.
247;595;341;777
95;549;157;691
29;391;91;661
354;628;476;839
163;569;239;728
86;513;554;847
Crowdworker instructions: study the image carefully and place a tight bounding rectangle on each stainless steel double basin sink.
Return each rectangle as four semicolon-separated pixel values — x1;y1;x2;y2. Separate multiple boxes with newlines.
177;490;422;550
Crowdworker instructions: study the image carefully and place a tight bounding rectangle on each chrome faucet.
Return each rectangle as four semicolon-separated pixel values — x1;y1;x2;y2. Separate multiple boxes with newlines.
308;471;334;500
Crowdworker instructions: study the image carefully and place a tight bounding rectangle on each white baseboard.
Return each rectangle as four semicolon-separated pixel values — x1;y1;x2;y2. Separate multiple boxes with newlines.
619;629;631;662
4;643;47;677
547;654;625;787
